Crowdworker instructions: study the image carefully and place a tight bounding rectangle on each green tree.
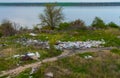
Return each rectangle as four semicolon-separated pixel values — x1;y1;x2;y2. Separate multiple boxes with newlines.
91;17;106;29
107;22;119;28
0;20;17;36
39;4;64;30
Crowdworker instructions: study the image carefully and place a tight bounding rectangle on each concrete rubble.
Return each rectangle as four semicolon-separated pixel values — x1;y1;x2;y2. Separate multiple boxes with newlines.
29;33;37;36
84;55;93;59
0;44;7;47
45;72;54;78
16;38;49;49
13;52;40;60
16;38;105;50
55;39;105;50
30;67;39;77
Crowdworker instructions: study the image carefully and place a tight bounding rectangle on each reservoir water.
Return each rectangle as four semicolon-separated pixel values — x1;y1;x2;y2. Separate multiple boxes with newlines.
0;6;120;28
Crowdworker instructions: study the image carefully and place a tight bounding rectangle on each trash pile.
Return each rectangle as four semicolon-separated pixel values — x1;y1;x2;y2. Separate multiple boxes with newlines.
13;52;40;61
84;55;93;59
0;44;7;47
55;39;105;50
17;38;105;50
17;38;49;49
45;72;54;78
29;33;37;37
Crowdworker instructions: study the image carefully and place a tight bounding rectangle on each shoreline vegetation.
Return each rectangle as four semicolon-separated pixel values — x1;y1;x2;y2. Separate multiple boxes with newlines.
1;2;120;6
0;4;120;78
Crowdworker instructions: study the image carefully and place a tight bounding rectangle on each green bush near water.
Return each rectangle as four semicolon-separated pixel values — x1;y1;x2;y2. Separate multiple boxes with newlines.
107;22;119;28
91;17;106;29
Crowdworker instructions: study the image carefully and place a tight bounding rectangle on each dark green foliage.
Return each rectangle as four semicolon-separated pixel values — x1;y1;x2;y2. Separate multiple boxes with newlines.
107;22;119;28
58;22;70;30
91;17;106;29
0;32;3;37
111;48;120;55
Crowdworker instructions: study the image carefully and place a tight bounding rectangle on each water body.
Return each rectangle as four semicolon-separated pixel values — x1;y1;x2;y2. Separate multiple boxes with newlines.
0;6;120;28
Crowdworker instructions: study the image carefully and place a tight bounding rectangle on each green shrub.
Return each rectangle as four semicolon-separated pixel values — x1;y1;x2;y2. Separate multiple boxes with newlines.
0;20;17;36
91;17;106;29
0;32;3;37
58;22;70;30
110;48;120;55
107;22;119;28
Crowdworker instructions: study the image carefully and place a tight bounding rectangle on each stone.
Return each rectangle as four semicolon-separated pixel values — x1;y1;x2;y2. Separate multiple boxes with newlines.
35;52;40;58
54;40;105;50
84;55;93;59
45;72;53;78
29;33;37;36
117;36;120;38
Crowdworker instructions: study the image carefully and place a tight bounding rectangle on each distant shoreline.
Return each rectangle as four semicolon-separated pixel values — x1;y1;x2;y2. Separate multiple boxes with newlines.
0;2;120;6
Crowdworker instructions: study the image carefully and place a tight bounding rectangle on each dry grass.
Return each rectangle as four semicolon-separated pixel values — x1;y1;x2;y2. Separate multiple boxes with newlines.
0;48;17;57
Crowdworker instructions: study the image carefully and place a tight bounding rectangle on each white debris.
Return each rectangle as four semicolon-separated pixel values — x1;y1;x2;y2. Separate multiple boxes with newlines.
13;55;20;58
29;33;37;36
30;67;38;75
0;44;7;47
16;38;105;50
35;52;40;58
84;55;93;59
45;72;54;78
13;52;40;60
55;40;105;50
27;53;36;57
29;76;33;78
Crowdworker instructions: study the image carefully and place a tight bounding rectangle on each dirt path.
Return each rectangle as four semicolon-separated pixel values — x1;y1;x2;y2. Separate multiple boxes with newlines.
0;47;114;77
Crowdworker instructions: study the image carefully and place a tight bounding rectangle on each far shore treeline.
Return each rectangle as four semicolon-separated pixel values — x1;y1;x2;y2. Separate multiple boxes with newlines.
1;2;120;6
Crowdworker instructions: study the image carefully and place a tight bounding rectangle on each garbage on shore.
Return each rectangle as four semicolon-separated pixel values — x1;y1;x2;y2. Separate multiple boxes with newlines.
16;38;105;50
13;52;40;61
55;39;105;50
29;33;37;36
16;38;49;49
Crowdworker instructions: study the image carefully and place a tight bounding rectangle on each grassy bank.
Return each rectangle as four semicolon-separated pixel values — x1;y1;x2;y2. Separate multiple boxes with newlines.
12;49;120;78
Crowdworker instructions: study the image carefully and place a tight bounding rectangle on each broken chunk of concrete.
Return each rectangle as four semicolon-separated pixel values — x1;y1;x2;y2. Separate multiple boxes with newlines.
45;72;53;78
29;33;37;36
84;55;93;59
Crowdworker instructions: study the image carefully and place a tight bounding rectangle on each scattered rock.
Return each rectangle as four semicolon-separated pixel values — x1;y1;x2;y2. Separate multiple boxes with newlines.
84;55;93;59
0;44;7;47
30;67;38;75
117;36;120;38
13;52;40;61
16;39;49;49
13;55;20;58
29;33;37;36
45;72;54;78
55;39;105;50
16;38;105;50
35;52;40;58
